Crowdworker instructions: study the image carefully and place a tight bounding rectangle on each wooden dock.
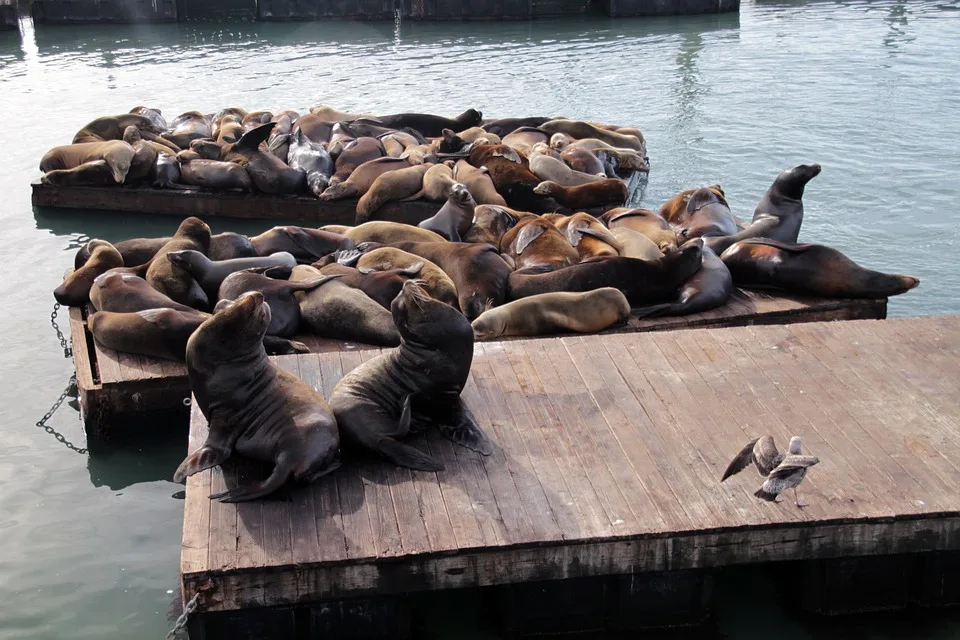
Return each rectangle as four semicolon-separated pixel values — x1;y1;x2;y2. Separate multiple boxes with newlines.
179;315;960;636
69;291;886;432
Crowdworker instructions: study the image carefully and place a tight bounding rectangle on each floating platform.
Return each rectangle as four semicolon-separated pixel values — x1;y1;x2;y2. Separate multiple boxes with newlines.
179;315;960;637
70;291;887;434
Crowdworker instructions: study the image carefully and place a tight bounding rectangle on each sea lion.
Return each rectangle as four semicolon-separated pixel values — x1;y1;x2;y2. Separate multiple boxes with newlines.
374;108;483;138
508;239;704;306
353;247;459;308
344;221;446;245
382;134;407;158
389;240;512;320
529;149;606;187
356;163;432;223
601;208;679;254
215;117;243;145
173;291;341;502
167;250;297;300
251;226;355;262
416;183;476;241
40;141;135;184
308;104;376;122
329;137;385;185
128;106;168;132
318;262;422;310
564;138;648;172
287;129;334;197
472;288;631;340
633;242;733;317
154;155;192;190
437;127;500;153
40;160;118;187
329;279;493;471
343;120;424;143
719;239;920;298
608;227;662;261
54;240;124;306
88;308;206;361
72;114;162;144
453;160;508;206
188;139;222;161
501;217;579;271
122;126;159;183
463;204;533;246
163;112;212;149
539;119;646;153
553;212;623;260
209;232;257;261
560;146;607;176
660;185;738;240
468;144;543;211
322;157;410;202
533;179;628;210
241;110;273;134
218;268;339;337
704;164;822;255
176;150;253;191
144;216;212;310
294;113;335;143
400;143;439;166
267;112;295;163
290;265;400;346
501;127;551;156
404;161;456;202
221;123;306;195
90;272;197;313
482;116;555;137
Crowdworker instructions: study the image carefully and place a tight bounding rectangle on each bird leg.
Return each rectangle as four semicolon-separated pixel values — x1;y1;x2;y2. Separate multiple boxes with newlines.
794;487;807;508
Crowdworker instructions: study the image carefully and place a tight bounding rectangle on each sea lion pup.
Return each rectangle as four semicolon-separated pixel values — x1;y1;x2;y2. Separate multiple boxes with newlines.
72;113;162;143
472;288;631;340
560;145;607;176
90;272;198;313
482;116;555;137
705;163;822;255
88;308;207;361
122;126;159;183
356;163;432;223
529;144;606;187
501;216;579;271
462;204;533;246
601;208;679;254
351;247;460;309
539;119;646;153
659;184;738;240
177;150;253;192
388;241;512;320
533;179;628;210
41;160;118;187
501;126;551;156
308;104;376;121
508;239;704;306
467;144;543;211
221;123;306;195
719;239;921;298
416;183;476;241
54;240;124;306
145;217;212;310
403;161;457;202
251;226;355;262
453;160;508;206
167;250;297;300
373;108;483;138
321;156;409;201
318;262;422;310
218;267;340;338
552;212;623;260
344;221;446;245
634;242;732;318
162;111;212;149
173;291;341;503
330;279;493;471
290;265;400;347
287;129;334;197
328;137;385;185
40;140;135;184
608;227;663;261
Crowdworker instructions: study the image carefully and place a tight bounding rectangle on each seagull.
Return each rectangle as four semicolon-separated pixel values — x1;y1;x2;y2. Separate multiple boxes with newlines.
721;436;819;507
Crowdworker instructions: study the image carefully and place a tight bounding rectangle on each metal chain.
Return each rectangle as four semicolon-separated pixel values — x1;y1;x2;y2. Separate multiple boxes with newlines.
35;372;87;455
166;587;205;639
50;303;73;359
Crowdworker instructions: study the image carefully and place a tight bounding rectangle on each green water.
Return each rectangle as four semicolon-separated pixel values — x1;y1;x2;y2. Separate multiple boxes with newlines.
1;1;959;637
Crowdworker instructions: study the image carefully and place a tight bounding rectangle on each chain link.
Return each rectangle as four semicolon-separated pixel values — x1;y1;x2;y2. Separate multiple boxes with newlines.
35;372;87;455
50;302;73;359
166;583;214;639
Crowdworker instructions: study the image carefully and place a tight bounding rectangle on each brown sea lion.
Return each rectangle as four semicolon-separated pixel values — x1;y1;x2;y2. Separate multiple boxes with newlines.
167;250;297;300
416;183;476;241
634;242;733;318
472;288;631;340
309;104;376;121
507;238;704;306
564;138;648;172
501;127;550;156
251;226;355;262
318;262;422;310
462;204;533;246
533;179;628;210
529;148;606;187
388;240;512;320
123;106;167;131
539;119;646;153
560;146;607;176
240;110;273;134
329;137;385;185
500;217;579;272
719;239;920;298
177;150;253;191
88;308;206;362
382;134;407;158
40;160;117;187
80;232;254;269
145;217;212;310
90;272;197;314
321;156;409;201
467;144;543;211
609;227;662;261
553;212;623;260
40;141;135;184
374;108;483;138
660;185;738;240
221;123;305;194
294;113;335;143
290;265;400;347
353;247;459;309
163;112;212;149
218;267;339;337
329;279;492;471
173;291;341;502
54;240;124;306
356;163;431;223
188;139;222;161
122;126;159;183
601;208;679;254
404;161;456;202
344;221;446;245
453;160;508;206
215;117;243;145
399;143;438;166
72;114;162;144
482;116;555;137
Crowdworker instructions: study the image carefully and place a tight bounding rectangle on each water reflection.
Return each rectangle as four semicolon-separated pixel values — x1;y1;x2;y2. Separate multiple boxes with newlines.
85;411;188;491
883;1;916;52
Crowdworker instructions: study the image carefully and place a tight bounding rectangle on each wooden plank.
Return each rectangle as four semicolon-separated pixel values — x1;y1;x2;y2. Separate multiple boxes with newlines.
259;358;296;574
68;305;100;420
180;402;211;577
93;341;124;386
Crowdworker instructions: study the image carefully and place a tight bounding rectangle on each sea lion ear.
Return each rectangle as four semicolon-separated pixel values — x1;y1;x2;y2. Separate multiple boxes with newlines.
237;122;276;152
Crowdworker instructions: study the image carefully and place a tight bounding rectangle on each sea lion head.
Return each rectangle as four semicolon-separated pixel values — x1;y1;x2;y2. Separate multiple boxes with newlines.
467;205;521;245
457;109;483;126
189;138;222;160
660;237;705;282
391;279;470;346
174;216;212;252
449;182;475;207
191;291;271;362
774;163;822;200
685;186;729;213
167;249;209;274
122;125;143;145
470;303;505;341
532;181;560;197
54;240;124;306
549;133;571;150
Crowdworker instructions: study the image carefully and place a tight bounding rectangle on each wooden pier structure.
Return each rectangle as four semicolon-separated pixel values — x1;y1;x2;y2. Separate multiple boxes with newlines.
179;315;960;638
69;291;886;432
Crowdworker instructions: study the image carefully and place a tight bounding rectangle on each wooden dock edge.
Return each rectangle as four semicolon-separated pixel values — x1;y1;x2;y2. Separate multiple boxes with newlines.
68;305;101;425
182;514;960;613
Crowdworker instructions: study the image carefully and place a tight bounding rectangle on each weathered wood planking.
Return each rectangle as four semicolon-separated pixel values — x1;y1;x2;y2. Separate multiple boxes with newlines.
180;315;960;614
69;292;887;425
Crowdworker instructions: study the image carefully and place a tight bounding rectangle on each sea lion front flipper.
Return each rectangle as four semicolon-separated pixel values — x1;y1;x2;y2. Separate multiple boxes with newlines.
438;403;493;456
236;122;277;153
172;412;238;482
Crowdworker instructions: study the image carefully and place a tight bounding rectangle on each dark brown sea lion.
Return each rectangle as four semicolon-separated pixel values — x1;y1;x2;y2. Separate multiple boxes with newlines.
468;144;543;211
72;114;162;144
705;164;822;255
145;217;212;310
221;123;306;194
353;247;459;308
167;250;297;300
40;141;135;184
719;239;920;298
251;226;355;262
40;160;117;187
318;262;422;310
329;280;493;471
188;139;222;161
329;137;385;185
267;112;295;163
633;242;733;318
533;179;628;210
355;163;431;223
240;110;273;134
601;208;678;254
500;217;579;272
54;240;124;306
163;111;212;149
177;150;253;192
453;160;508;206
173;291;341;502
90;272;197;313
471;288;630;340
374;108;483;138
290;265;400;347
482;116;555;137
417;183;476;241
507;239;704;306
659;185;738;240
88;308;206;361
389;241;512;320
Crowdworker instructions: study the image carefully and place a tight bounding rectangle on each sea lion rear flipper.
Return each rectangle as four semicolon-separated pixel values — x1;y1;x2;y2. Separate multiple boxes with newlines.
336;249;362;266
237;122;277;152
288;274;343;291
267;133;292;152
209;457;295;503
398;262;424;277
263;336;310;355
438;404;493;456
513;223;545;254
375;436;444;472
578;226;624;252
